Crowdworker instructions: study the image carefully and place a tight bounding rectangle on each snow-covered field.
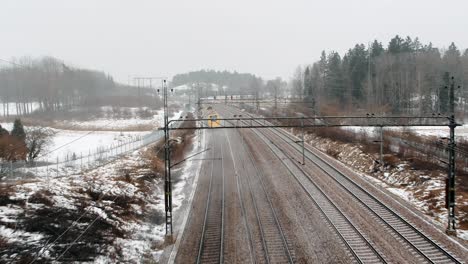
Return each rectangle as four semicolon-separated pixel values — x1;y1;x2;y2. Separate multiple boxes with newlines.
0;103;199;262
44;129;148;162
1;109;183;166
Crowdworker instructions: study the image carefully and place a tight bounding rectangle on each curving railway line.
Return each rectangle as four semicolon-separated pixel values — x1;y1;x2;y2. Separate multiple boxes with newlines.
217;105;463;264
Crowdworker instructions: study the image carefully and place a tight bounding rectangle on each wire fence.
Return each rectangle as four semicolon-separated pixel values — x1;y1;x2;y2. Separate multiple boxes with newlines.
0;129;165;179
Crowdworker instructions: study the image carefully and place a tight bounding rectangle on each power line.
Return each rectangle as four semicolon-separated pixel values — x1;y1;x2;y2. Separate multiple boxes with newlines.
0;58;27;68
36;120;114;159
30;143;165;263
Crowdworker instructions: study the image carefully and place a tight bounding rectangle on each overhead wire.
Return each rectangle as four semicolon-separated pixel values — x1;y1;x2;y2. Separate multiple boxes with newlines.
30;143;165;263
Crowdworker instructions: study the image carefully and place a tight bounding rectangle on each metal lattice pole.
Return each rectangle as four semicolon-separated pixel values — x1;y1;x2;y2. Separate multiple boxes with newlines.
446;76;457;235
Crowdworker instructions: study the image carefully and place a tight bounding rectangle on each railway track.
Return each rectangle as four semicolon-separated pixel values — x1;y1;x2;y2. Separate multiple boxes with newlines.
251;127;386;264
227;129;295;264
219;105;463;263
269;126;462;264
218;106;385;263
196;131;225;264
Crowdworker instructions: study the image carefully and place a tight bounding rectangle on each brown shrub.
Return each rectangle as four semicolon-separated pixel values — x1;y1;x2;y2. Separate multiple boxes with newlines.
409;157;444;171
0;134;27;161
29;190;54;206
383;155;400;168
326;148;340;158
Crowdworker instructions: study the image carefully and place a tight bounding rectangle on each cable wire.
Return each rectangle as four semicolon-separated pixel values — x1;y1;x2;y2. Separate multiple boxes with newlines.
29;143;164;263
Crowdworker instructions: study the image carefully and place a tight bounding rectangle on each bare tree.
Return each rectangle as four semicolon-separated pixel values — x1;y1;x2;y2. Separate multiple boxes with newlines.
292;66;304;99
25;128;54;163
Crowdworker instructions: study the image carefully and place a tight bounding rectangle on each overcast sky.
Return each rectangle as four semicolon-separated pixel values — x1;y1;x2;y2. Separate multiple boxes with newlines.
1;0;467;83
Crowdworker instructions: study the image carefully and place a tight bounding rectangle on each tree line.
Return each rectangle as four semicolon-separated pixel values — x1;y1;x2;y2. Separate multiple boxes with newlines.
293;35;468;115
171;69;289;101
0;56;159;117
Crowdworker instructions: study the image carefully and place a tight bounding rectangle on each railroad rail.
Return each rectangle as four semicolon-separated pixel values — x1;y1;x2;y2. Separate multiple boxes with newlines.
196;131;225;264
220;105;462;264
270;126;462;264
249;121;386;264
219;106;385;263
231;129;295;263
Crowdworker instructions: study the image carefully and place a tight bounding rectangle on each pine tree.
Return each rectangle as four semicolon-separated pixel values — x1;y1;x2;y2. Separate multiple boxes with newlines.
11;119;25;140
370;40;384;58
388;35;404;54
324;52;345;104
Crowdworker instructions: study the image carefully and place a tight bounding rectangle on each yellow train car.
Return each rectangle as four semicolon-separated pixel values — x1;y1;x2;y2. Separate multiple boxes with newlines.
208;113;221;128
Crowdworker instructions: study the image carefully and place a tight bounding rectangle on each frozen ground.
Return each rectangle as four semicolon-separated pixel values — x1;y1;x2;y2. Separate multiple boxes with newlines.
0;109;183;166
0;117;202;262
345;124;468;139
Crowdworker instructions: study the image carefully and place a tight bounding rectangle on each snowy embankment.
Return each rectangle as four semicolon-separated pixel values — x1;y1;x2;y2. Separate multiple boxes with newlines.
0;145;166;262
345;124;468;138
0;108;200;262
301;131;468;243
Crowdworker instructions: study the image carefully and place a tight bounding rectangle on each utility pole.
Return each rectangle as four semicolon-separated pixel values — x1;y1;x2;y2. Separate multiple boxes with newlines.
134;77;172;235
301;117;305;165
380;126;384;171
446;76;458;235
159;79;173;235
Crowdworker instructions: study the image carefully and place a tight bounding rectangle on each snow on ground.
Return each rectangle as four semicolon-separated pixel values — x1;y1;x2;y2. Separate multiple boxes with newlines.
65;109;167;130
408;125;468;138
345;124;468;139
307;132;468;241
43;129;148;162
1;144;165;262
0;106;201;262
1;109;184;166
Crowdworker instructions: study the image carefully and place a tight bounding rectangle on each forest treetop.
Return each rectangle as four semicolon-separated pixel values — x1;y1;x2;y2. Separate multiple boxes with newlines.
295;35;468;115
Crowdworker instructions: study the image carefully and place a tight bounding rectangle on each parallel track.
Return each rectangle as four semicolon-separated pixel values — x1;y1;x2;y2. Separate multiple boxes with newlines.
270;126;462;264
220;105;462;263
251;127;386;264
219;106;385;263
197;131;225;264
232;129;295;263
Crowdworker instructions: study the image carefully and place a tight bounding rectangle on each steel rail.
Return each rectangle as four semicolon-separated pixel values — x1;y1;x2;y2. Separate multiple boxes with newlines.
253;112;463;264
269;126;462;263
219;106;384;263
227;129;268;264
196;131;225;264
249;125;386;264
232;105;461;263
239;130;295;264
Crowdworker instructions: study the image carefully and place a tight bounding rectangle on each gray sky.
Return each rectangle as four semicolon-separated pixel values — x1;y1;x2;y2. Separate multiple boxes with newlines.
2;0;467;83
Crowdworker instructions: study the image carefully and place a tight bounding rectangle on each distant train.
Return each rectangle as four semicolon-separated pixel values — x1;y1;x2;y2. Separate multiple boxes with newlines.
208;113;221;128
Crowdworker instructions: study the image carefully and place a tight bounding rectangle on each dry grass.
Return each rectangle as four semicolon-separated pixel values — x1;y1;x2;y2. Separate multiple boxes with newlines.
149;113;196;175
383;155;400;168
29;190;54;207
